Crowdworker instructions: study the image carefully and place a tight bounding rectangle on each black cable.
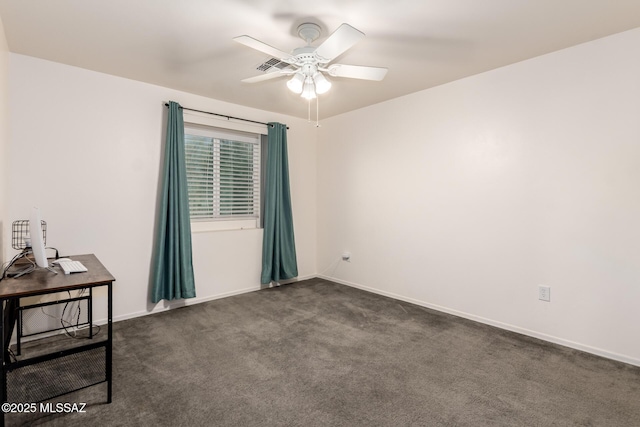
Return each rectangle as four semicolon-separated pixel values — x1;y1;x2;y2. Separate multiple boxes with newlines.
60;289;101;339
73;288;101;337
1;251;33;280
45;247;59;259
60;291;81;339
2;247;60;280
75;291;82;330
61;292;71;336
2;252;23;278
8;347;17;363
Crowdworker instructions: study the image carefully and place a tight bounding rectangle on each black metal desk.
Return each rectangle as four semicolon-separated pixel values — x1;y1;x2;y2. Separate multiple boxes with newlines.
0;254;115;425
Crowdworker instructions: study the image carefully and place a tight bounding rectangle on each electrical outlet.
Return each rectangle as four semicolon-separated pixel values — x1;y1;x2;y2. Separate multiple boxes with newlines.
342;252;351;262
538;286;551;302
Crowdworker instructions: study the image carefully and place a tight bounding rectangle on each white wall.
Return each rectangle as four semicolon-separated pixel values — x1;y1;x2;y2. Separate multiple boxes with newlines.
317;28;640;366
0;15;9;264
7;25;639;367
8;54;317;321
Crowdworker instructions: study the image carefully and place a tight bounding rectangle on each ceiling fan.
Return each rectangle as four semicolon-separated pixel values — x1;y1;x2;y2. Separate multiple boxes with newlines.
233;22;388;100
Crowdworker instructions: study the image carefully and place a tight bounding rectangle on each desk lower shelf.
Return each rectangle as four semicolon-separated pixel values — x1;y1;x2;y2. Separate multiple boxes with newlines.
6;341;107;403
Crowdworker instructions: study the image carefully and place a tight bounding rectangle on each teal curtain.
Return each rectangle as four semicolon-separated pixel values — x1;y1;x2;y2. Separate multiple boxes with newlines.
261;122;298;284
151;101;196;302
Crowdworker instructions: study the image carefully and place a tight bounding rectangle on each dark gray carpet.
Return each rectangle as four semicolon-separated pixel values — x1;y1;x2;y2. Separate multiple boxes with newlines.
7;278;640;426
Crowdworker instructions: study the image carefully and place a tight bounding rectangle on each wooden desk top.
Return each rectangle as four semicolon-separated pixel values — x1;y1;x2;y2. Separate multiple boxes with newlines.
0;254;115;299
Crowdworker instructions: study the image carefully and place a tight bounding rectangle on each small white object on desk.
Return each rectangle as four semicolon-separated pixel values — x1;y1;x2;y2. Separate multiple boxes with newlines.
58;260;88;274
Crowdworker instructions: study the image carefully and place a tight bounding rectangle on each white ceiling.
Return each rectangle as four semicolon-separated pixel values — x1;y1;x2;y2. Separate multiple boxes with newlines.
1;1;640;119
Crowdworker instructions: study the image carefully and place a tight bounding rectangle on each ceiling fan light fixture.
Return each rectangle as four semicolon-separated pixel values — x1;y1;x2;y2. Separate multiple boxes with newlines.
287;72;305;94
235;22;386;113
313;72;331;94
301;78;317;100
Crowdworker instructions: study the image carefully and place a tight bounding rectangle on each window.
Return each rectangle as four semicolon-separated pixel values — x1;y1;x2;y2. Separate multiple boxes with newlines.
184;124;262;230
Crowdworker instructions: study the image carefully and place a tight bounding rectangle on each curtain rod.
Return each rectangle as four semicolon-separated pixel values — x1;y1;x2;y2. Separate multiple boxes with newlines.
164;103;288;129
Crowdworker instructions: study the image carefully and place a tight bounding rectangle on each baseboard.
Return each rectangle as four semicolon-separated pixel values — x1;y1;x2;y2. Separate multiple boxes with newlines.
112;273;317;324
277;273;316;285
112;286;260;323
318;274;640;368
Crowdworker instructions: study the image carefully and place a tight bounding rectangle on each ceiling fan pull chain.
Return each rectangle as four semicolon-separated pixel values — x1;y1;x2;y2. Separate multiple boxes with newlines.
308;98;311;123
316;96;320;127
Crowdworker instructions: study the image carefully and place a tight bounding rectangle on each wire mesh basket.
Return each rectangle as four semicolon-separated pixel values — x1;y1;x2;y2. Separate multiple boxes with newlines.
12;220;47;250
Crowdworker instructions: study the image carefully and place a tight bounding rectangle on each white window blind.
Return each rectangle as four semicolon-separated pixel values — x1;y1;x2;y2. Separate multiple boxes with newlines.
184;125;261;221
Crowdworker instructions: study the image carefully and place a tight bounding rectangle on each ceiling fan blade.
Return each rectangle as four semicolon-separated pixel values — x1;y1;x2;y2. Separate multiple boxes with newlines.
326;64;388;81
314;23;365;63
233;36;293;62
241;69;296;83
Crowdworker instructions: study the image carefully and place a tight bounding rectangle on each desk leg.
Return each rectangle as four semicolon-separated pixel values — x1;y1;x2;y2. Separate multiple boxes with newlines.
89;287;93;339
16;299;21;356
1;300;16;364
106;283;112;403
1;300;6;427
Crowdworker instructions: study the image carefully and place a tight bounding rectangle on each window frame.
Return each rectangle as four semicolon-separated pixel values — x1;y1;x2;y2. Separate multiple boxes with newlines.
183;113;266;233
